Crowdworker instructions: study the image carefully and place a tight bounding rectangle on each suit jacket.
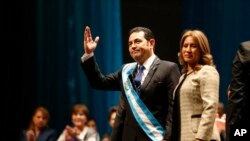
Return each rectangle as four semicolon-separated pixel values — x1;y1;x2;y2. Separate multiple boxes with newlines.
81;56;180;141
172;65;221;141
226;41;250;141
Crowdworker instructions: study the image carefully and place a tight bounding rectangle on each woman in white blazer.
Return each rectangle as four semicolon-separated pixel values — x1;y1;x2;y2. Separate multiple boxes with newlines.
171;30;221;141
57;104;98;141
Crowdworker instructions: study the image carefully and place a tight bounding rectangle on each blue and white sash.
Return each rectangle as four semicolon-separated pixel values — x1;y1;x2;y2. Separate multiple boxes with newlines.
122;63;165;141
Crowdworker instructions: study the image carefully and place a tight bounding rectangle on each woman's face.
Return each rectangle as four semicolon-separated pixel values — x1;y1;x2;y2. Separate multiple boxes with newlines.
33;111;48;129
72;112;87;128
87;120;97;130
109;112;117;128
181;36;201;66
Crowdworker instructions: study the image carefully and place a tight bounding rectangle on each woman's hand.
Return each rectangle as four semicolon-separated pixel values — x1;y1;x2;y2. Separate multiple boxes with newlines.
26;130;35;141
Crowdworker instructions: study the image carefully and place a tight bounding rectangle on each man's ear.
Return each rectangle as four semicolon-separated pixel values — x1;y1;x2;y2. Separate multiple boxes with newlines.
149;39;155;49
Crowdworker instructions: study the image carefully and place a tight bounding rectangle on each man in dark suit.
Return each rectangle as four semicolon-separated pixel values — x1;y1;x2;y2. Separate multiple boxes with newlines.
226;41;250;141
81;26;180;141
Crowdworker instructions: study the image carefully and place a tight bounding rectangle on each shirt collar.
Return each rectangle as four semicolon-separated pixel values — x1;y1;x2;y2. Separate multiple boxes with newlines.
141;54;156;71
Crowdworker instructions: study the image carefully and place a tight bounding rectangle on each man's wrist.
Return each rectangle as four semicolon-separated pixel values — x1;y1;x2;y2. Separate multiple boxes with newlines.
81;52;94;62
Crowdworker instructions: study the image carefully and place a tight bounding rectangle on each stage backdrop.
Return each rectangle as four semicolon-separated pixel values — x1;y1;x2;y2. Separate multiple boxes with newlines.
180;0;250;105
7;0;250;140
36;0;122;137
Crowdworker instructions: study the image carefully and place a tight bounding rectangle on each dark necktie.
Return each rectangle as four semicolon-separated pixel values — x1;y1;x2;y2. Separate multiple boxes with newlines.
134;65;145;93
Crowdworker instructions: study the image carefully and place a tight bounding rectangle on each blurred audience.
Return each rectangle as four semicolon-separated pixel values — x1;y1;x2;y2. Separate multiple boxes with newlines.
87;119;100;141
87;106;118;141
20;106;57;141
101;134;110;141
108;106;118;129
101;106;118;141
57;104;98;141
215;102;226;141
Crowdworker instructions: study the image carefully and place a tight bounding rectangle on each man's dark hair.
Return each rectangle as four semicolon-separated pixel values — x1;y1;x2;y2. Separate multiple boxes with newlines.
129;27;155;41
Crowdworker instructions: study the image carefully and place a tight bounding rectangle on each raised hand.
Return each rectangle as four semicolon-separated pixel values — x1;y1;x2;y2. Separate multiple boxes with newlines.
83;26;100;54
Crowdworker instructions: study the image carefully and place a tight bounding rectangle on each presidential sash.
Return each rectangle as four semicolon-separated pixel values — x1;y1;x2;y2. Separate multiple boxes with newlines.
122;63;165;141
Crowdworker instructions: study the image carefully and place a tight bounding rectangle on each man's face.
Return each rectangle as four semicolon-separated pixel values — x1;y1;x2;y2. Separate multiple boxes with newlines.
128;31;154;64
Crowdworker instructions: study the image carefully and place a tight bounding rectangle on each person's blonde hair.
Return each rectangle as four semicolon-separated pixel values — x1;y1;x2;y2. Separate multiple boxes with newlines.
178;29;214;73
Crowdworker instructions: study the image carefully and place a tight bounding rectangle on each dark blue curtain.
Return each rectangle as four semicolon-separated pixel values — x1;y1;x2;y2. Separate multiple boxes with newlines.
36;0;122;137
181;0;250;104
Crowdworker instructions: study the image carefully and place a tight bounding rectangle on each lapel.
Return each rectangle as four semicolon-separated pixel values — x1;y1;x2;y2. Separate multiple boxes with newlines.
140;57;160;91
173;74;186;99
